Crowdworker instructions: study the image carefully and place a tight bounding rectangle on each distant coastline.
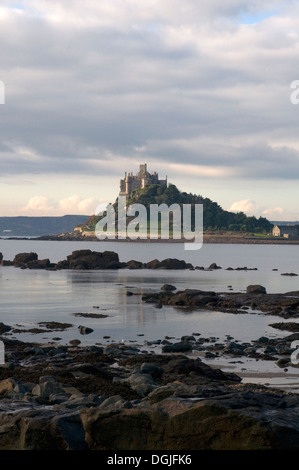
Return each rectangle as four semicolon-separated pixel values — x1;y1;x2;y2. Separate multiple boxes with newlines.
1;231;299;245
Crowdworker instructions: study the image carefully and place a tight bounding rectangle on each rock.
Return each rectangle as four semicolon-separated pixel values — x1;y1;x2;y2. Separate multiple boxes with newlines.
127;372;158;397
125;260;143;269
98;395;129;410
264;345;277;354
32;379;62;399
0;378;17;396
205;351;217;358
139;362;163;378
78;326;94;335
276;358;290;368
65;250;121;270
256;336;269;344
162;341;193;353
13;252;38;267
146;258;192;270
269;322;299;332
24;410;87;450
26;259;51;269
208;262;222;270
223;342;246;356
67;394;104;408
144;259;161;269
246;285;267;295
181;335;196;342
284;333;299;342
81;389;299;450
161;284;177;292
0;322;11;334
2;338;299;450
69;339;81;346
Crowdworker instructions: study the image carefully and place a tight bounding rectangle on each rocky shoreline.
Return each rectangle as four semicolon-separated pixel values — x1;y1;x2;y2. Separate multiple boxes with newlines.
1;249;299;450
1;333;299;450
1;277;299;450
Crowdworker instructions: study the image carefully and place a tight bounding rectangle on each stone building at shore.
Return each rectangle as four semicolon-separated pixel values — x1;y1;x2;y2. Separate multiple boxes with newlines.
272;224;298;239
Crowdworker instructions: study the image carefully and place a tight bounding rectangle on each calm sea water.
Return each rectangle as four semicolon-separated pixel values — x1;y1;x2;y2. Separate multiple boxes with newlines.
0;238;299;390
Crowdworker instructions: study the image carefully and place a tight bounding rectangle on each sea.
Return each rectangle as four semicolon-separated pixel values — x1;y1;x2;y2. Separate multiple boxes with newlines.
1;238;299;391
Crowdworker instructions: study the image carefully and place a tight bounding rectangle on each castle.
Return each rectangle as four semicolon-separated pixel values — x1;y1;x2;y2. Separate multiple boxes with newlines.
119;163;167;196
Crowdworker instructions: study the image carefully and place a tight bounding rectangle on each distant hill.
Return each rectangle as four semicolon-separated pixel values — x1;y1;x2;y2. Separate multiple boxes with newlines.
0;215;89;237
271;221;299;226
80;183;273;234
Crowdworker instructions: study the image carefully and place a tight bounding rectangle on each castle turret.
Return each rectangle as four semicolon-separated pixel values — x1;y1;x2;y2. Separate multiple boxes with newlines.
119;163;167;196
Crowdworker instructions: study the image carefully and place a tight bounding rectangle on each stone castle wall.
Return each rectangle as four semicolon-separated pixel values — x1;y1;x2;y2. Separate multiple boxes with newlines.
119;163;167;196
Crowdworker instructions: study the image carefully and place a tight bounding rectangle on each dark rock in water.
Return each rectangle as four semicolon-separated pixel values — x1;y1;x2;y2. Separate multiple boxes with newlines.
66;250;121;270
142;288;218;310
125;260;143;269
223;342;246;356
255;336;269;344
269;322;299;332
146;258;192;270
208;262;222;270
26;259;51;269
142;285;299;318
284;333;299;342
2;260;13;266
276;358;290;368
181;335;196;342
13;252;38;267
246;285;267;295
161;284;177;292
144;258;161;269
162;341;193;353
78;326;94;335
0;323;11;334
8;250;199;272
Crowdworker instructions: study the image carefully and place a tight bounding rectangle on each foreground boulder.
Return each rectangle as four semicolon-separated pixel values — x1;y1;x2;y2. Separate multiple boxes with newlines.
81;391;299;450
246;285;267;295
0;338;299;450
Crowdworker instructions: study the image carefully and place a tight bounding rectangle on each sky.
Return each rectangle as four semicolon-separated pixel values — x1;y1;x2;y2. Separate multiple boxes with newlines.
0;0;299;220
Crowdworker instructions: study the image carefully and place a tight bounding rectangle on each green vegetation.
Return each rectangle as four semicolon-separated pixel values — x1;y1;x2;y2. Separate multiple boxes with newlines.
83;183;273;235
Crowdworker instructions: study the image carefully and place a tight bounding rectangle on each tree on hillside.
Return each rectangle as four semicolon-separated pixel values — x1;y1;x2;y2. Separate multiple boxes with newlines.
83;183;273;234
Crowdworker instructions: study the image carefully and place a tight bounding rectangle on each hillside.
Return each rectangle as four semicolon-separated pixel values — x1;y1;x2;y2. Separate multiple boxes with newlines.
0;215;89;237
81;183;273;235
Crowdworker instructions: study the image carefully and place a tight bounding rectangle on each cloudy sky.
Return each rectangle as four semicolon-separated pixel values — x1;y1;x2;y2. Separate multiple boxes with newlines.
0;0;299;220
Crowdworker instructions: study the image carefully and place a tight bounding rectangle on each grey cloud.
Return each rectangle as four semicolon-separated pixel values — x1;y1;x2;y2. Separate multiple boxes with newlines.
0;1;299;182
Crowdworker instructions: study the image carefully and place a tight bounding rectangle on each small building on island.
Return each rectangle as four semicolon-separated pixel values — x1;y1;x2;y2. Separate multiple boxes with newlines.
272;224;298;239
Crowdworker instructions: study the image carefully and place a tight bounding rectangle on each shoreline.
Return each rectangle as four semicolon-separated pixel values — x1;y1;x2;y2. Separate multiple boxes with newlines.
1;334;299;450
2;233;299;245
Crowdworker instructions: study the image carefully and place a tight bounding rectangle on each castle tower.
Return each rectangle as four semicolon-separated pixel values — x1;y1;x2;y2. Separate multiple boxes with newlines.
119;163;167;196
